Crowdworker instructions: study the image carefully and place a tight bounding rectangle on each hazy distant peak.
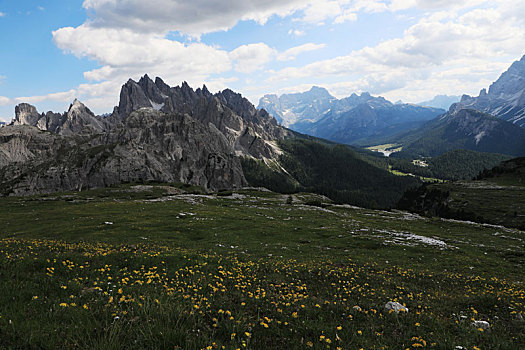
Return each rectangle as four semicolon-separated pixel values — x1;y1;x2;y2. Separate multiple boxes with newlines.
418;95;461;110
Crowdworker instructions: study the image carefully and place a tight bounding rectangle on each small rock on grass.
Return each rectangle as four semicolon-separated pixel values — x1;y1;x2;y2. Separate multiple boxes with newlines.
385;301;408;313
471;320;490;330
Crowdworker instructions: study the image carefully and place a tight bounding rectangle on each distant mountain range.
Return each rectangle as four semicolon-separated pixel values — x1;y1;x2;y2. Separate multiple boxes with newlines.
258;54;525;157
258;89;444;145
417;95;460;110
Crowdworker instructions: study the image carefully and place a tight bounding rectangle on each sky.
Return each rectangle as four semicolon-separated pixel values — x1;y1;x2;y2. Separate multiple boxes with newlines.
0;0;524;122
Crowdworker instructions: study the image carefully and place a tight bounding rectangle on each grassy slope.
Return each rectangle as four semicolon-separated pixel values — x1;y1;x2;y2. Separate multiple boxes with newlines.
398;157;525;229
0;185;523;349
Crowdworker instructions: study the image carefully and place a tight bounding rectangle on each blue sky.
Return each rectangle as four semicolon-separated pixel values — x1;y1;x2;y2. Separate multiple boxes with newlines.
1;0;524;121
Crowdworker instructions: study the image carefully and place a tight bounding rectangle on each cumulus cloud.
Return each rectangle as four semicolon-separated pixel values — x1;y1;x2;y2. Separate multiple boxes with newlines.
53;25;232;76
0;11;5;17
229;43;276;73
268;3;525;102
14;90;77;105
301;1;343;24
82;0;314;36
229;42;324;72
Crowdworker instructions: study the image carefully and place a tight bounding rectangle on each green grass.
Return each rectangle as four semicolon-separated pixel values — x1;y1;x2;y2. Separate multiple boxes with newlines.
400;179;525;230
0;185;523;349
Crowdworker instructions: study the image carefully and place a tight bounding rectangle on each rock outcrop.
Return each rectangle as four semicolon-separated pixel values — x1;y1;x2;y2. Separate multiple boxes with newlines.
0;108;247;196
12;100;107;135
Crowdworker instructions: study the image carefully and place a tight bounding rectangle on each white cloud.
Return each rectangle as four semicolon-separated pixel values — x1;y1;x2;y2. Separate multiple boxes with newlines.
301;1;342;24
288;29;305;37
229;43;276;73
50;24;235;110
277;43;325;61
334;10;358;24
82;0;315;36
53;25;231;74
267;3;525;102
0;96;12;106
14;90;77;105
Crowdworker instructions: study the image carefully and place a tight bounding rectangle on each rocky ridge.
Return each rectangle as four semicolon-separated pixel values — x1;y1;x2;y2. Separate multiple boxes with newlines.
1;76;291;196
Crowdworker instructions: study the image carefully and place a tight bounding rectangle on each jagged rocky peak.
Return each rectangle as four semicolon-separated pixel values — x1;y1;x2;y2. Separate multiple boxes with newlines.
116;77;154;117
215;88;259;121
14;103;41;126
138;74;165;104
112;75;288;159
11;99;106;135
68;99;93;116
60;98;106;135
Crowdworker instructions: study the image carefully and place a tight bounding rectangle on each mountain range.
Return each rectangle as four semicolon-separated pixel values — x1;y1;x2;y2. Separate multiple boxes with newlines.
388;55;525;158
0;75;419;208
3;54;525;203
1;75;294;196
258;89;445;145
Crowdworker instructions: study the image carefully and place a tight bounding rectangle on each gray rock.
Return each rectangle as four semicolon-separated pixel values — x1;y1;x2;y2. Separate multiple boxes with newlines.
13;103;40;127
113;75;289;159
385;301;408;313
471;320;490;330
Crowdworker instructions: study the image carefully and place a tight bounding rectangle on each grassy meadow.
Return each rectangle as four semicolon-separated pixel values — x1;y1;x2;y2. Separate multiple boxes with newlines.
0;184;523;349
